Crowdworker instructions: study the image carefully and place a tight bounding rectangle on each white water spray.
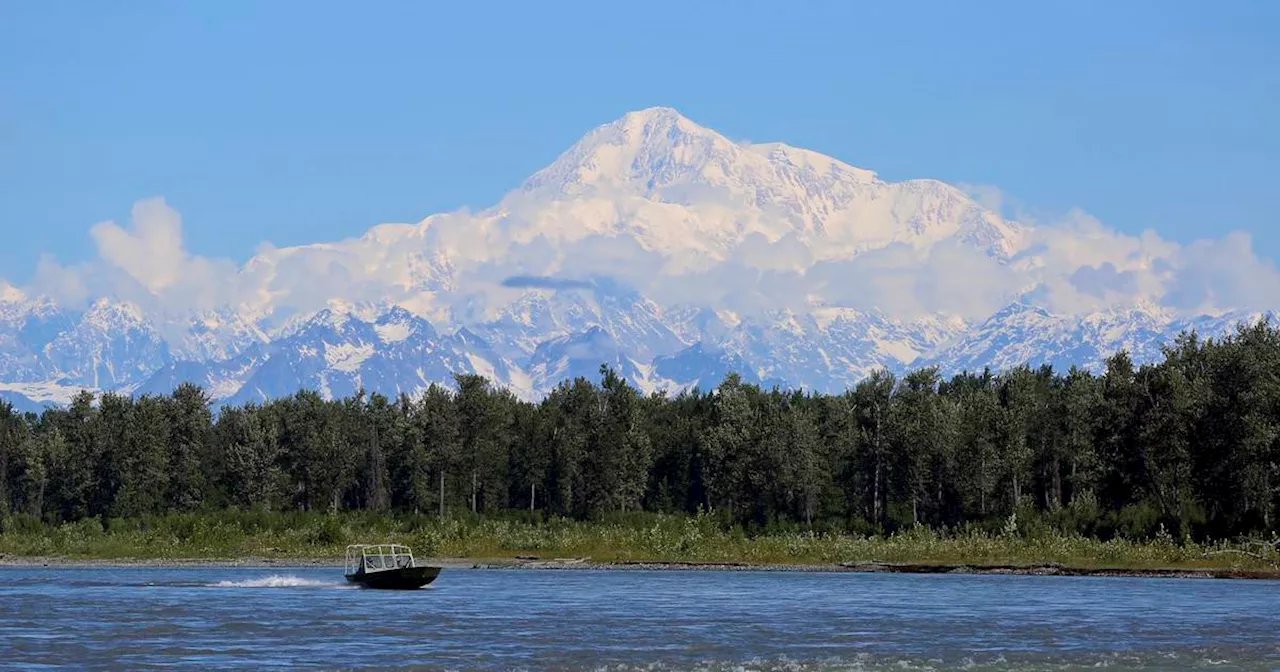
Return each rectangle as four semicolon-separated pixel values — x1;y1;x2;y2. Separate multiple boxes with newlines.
211;575;345;589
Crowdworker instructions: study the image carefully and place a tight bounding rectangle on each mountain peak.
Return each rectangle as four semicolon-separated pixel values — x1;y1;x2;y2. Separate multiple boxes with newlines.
376;305;419;324
494;106;1031;268
518;106;740;199
616;105;686;126
612;106;706;141
85;297;146;324
0;281;25;305
308;307;354;331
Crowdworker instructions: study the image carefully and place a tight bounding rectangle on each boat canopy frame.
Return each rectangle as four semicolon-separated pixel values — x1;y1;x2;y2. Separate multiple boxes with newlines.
345;544;416;575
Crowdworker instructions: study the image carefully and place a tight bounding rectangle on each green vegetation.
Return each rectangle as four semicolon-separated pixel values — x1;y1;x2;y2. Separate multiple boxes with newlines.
1;511;1276;572
2;320;1280;571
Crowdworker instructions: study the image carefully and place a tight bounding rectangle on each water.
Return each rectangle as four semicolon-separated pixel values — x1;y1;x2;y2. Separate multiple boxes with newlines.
1;566;1278;670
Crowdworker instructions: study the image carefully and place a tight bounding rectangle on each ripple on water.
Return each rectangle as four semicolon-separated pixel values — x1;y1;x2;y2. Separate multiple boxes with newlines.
0;568;1277;670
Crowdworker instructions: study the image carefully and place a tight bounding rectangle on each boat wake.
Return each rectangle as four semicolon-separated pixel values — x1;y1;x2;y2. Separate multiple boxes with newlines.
210;575;348;589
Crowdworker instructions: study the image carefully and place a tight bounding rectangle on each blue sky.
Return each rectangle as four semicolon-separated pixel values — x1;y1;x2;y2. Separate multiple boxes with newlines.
2;0;1277;282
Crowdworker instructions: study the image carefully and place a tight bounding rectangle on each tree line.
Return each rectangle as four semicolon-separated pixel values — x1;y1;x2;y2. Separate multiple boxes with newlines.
2;320;1279;541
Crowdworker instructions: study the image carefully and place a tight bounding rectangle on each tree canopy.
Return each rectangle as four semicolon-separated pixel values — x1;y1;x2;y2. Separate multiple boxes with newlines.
4;321;1280;542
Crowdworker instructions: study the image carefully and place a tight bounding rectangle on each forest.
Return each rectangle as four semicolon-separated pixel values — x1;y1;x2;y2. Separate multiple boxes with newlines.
2;319;1279;544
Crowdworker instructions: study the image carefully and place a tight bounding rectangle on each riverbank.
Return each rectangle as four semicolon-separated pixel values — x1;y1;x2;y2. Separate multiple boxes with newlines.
477;556;1280;579
3;553;1278;580
2;511;1277;578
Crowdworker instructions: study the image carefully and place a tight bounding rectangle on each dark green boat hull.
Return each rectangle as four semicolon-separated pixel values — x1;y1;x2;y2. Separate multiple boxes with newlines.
344;566;441;590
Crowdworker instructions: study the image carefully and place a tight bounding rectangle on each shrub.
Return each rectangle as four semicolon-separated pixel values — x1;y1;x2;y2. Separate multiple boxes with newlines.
308;516;347;547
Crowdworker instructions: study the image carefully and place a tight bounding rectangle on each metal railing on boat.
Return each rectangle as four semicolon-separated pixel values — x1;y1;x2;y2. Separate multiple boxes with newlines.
344;544;415;575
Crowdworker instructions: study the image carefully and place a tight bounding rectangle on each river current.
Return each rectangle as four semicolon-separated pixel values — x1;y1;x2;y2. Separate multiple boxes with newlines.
1;566;1277;670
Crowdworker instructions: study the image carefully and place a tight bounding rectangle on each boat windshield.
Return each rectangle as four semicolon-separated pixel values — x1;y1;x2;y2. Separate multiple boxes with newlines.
345;544;415;574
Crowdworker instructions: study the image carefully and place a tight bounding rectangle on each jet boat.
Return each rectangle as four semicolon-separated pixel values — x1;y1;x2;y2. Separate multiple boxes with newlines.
343;544;441;589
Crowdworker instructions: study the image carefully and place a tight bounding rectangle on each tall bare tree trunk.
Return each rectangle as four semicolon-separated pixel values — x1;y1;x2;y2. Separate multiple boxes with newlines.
873;457;882;525
1052;457;1062;509
438;471;445;519
1068;460;1077;506
368;425;388;512
870;455;880;524
980;457;987;515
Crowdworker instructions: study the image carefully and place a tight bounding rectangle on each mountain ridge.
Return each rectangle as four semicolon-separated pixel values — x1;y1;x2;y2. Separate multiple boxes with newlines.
0;107;1272;407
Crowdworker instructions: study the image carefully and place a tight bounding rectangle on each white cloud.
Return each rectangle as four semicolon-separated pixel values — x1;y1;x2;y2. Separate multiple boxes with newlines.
996;208;1280;317
28;197;243;314
804;241;1021;320
14;182;1280;336
31;254;92;308
90;197;188;294
957;183;1009;216
732;232;813;272
1164;232;1280;314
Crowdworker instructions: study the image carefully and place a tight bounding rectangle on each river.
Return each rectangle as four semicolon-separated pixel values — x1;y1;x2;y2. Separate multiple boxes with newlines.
1;566;1277;670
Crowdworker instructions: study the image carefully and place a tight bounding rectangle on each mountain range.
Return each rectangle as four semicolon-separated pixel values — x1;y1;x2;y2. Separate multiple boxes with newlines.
0;107;1272;412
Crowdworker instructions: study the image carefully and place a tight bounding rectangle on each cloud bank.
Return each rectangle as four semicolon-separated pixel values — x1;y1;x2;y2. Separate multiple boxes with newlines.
8;186;1279;332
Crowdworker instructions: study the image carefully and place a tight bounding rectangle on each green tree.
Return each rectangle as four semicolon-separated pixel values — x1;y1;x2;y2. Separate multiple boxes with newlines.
700;374;758;522
215;404;283;510
0;402;29;516
359;393;400;512
853;370;895;527
167;383;213;511
454;374;512;514
113;394;170;517
777;391;826;526
583;366;652;516
419;384;460;517
889;368;952;526
540;378;593;517
943;370;1000;518
9;430;49;517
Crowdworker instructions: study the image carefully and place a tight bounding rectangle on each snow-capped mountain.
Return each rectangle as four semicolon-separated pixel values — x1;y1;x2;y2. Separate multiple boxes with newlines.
42;299;172;390
526;326;650;392
917;302;1172;376
0;293;67;384
167;308;270;362
206;306;528;406
920;303;1280;377
516;107;1026;263
0;107;1274;409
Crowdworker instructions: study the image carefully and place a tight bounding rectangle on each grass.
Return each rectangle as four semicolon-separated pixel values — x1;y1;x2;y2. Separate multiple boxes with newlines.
1;510;1277;573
